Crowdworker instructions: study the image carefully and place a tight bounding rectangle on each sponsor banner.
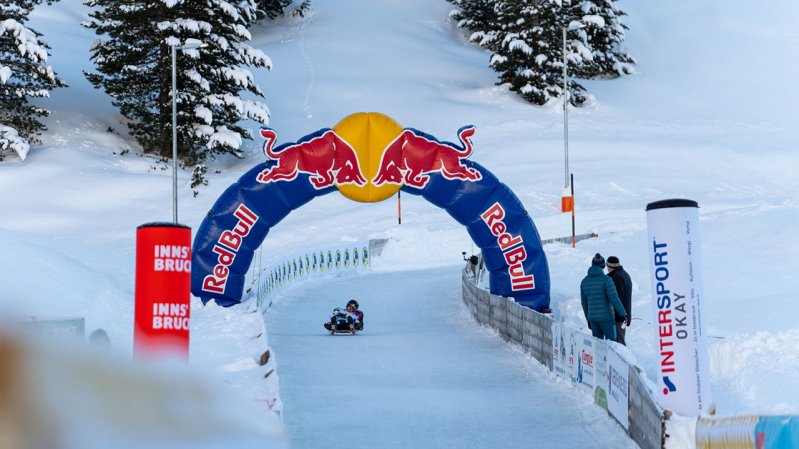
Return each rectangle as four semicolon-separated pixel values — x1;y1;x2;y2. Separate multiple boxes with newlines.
606;348;630;429
646;199;712;416
566;328;580;384
576;335;596;395
134;223;192;361
256;241;371;314
593;339;609;410
552;321;567;378
755;415;799;448
192;118;551;311
697;415;799;449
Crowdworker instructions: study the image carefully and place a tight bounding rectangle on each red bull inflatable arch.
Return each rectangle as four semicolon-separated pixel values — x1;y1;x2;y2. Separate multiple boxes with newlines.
192;112;551;310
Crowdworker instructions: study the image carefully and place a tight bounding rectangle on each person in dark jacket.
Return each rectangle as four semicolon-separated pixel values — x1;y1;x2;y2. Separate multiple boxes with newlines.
607;256;633;346
580;253;627;341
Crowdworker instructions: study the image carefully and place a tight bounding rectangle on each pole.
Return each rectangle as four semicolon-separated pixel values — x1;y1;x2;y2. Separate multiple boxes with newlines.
171;44;178;224
397;190;402;225
562;26;569;190
570;173;576;248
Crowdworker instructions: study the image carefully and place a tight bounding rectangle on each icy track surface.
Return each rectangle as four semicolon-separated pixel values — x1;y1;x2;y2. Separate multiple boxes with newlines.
264;266;637;449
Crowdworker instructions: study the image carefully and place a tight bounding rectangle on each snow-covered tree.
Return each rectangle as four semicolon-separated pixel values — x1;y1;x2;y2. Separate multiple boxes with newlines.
255;0;310;20
449;0;632;106
486;0;591;106
447;0;501;51
572;0;635;79
0;0;65;161
84;0;272;165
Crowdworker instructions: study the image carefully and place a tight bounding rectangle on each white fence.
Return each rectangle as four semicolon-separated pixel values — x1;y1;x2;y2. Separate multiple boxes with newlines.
254;238;388;316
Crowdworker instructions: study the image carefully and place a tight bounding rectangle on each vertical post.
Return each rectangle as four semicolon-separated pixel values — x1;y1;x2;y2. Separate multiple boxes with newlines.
570;173;576;248
562;26;569;190
171;44;178;224
397;190;402;224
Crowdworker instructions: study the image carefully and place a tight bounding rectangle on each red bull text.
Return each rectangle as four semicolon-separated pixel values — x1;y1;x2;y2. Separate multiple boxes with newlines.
201;203;259;294
480;202;535;291
257;128;366;189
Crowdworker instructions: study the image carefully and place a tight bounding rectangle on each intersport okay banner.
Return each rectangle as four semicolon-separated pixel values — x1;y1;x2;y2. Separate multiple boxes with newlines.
646;199;712;417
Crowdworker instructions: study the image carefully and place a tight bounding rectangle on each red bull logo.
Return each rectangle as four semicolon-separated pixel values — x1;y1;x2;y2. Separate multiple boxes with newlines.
201;203;258;294
480;202;535;291
372;125;482;188
257;128;367;189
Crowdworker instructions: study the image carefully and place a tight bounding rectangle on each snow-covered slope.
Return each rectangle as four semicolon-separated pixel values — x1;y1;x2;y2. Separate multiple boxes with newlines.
0;0;796;439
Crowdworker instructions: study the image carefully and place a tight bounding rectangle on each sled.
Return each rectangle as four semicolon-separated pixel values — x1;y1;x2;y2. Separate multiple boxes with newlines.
323;322;363;334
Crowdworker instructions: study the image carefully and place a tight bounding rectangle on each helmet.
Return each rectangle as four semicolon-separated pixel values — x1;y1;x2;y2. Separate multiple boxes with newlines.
346;299;359;309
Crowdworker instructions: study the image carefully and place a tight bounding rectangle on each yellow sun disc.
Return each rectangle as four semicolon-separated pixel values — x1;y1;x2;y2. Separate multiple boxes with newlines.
333;112;403;203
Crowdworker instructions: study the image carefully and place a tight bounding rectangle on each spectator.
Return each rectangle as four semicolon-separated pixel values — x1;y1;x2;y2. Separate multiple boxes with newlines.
607;256;633;346
580;253;627;341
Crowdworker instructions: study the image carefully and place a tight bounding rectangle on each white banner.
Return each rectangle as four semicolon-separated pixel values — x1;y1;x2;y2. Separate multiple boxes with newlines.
606;348;630;429
646;199;712;416
551;321;567;378
576;334;596;395
566;327;580;384
593;340;609;410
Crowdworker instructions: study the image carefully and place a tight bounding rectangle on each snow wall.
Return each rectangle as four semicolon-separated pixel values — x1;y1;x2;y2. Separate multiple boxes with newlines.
462;260;665;449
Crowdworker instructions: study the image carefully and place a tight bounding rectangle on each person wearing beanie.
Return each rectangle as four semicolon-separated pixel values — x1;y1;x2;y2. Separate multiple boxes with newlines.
580;253;627;342
606;256;633;345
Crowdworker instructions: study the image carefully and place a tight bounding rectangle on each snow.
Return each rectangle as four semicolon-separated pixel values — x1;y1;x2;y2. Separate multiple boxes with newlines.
0;66;11;83
1;18;49;62
1;0;797;446
0;125;30;160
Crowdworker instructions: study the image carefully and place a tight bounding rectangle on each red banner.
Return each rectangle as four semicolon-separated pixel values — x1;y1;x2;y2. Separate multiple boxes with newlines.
134;223;192;360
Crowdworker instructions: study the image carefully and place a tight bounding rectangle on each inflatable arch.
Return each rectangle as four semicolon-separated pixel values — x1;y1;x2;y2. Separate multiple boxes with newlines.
192;113;551;311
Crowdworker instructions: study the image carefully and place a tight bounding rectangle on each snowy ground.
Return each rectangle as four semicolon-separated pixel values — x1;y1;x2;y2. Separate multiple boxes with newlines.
1;0;797;446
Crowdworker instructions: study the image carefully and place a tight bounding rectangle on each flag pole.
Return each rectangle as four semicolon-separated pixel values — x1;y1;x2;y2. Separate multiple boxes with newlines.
397;189;402;225
571;173;576;248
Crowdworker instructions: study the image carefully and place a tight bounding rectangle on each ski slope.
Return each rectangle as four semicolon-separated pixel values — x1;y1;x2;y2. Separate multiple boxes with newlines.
265;267;637;449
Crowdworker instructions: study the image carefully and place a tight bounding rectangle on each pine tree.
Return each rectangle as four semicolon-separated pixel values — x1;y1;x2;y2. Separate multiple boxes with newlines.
84;0;271;165
572;0;635;79
447;0;500;51
254;0;311;20
449;0;632;106
486;0;590;106
0;0;65;161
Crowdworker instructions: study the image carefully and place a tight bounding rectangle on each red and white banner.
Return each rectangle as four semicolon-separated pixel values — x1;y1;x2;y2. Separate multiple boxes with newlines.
134;223;192;361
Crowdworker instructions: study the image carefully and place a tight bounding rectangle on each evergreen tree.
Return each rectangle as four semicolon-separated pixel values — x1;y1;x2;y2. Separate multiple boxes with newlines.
0;0;65;161
449;0;632;106
572;0;635;79
447;0;500;51
488;0;591;106
84;0;271;165
254;0;311;20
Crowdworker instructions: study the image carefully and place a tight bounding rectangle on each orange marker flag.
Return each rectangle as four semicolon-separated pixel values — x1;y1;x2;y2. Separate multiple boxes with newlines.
561;187;573;213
